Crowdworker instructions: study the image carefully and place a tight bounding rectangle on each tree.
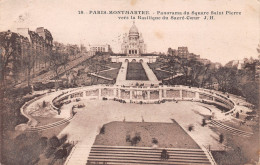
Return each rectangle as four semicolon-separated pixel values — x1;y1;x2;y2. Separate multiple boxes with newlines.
165;56;178;84
165;56;212;86
0;32;20;93
214;67;237;92
22;43;34;88
49;47;69;91
244;62;256;81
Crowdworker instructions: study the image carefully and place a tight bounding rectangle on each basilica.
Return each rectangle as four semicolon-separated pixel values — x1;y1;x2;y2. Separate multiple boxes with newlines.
121;21;146;56
111;22;157;63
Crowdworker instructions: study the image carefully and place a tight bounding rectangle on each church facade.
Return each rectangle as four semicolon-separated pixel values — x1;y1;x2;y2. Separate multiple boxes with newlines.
121;22;146;56
111;22;157;63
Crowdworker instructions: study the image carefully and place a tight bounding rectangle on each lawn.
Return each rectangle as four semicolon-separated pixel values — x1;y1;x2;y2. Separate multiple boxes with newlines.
106;62;122;69
147;62;164;70
126;62;149;80
94;121;200;149
153;70;172;80
98;69;120;80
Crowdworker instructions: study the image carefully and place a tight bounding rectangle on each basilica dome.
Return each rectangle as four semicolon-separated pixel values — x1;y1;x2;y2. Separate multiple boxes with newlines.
129;22;139;36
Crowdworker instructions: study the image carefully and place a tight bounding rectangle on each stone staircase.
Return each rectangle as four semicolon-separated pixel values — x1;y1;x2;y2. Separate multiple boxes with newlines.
210;120;253;137
65;144;93;165
87;145;211;165
26;116;73;132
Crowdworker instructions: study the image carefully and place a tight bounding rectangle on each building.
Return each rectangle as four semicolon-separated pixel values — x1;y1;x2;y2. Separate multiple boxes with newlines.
0;27;53;83
89;44;112;56
168;47;200;61
188;53;200;60
17;27;53;69
167;48;178;56
199;58;211;65
177;47;189;59
121;21;146;56
80;44;87;53
111;22;157;63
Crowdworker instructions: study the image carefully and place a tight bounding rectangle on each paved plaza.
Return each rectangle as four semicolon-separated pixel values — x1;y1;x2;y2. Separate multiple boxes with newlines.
61;100;226;165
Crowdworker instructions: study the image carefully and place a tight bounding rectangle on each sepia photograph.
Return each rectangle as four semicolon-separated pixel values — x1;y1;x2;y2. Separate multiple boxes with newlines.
0;0;259;164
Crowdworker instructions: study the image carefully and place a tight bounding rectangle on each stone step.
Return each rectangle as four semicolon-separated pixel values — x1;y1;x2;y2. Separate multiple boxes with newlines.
26;116;72;132
92;145;203;151
87;145;211;165
211;120;252;137
87;158;211;165
89;153;209;160
90;151;207;157
90;149;206;156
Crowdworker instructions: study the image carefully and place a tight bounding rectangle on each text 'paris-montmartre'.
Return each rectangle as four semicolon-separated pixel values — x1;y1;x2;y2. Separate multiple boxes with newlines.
84;10;241;15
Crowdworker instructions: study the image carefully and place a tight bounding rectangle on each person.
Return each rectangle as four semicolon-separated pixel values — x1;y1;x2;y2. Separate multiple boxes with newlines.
161;149;170;160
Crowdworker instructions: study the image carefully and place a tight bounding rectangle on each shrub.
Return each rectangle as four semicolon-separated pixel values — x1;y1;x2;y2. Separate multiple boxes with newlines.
131;135;141;146
54;148;67;160
59;135;68;145
45;147;56;158
49;136;60;148
152;138;158;144
38;137;48;149
126;135;131;142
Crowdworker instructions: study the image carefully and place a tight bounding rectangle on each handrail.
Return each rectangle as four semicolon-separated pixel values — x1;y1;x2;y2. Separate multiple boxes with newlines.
202;145;218;165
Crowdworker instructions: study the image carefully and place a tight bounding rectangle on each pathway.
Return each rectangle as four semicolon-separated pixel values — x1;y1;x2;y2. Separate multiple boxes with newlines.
115;62;128;85
16;53;91;88
141;62;160;83
89;66;118;81
163;73;183;81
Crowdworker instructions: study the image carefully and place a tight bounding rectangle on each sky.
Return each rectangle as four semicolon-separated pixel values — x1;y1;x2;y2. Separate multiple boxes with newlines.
0;0;259;64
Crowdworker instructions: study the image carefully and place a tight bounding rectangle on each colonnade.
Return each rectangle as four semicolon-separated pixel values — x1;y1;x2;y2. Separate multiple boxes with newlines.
53;85;234;113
